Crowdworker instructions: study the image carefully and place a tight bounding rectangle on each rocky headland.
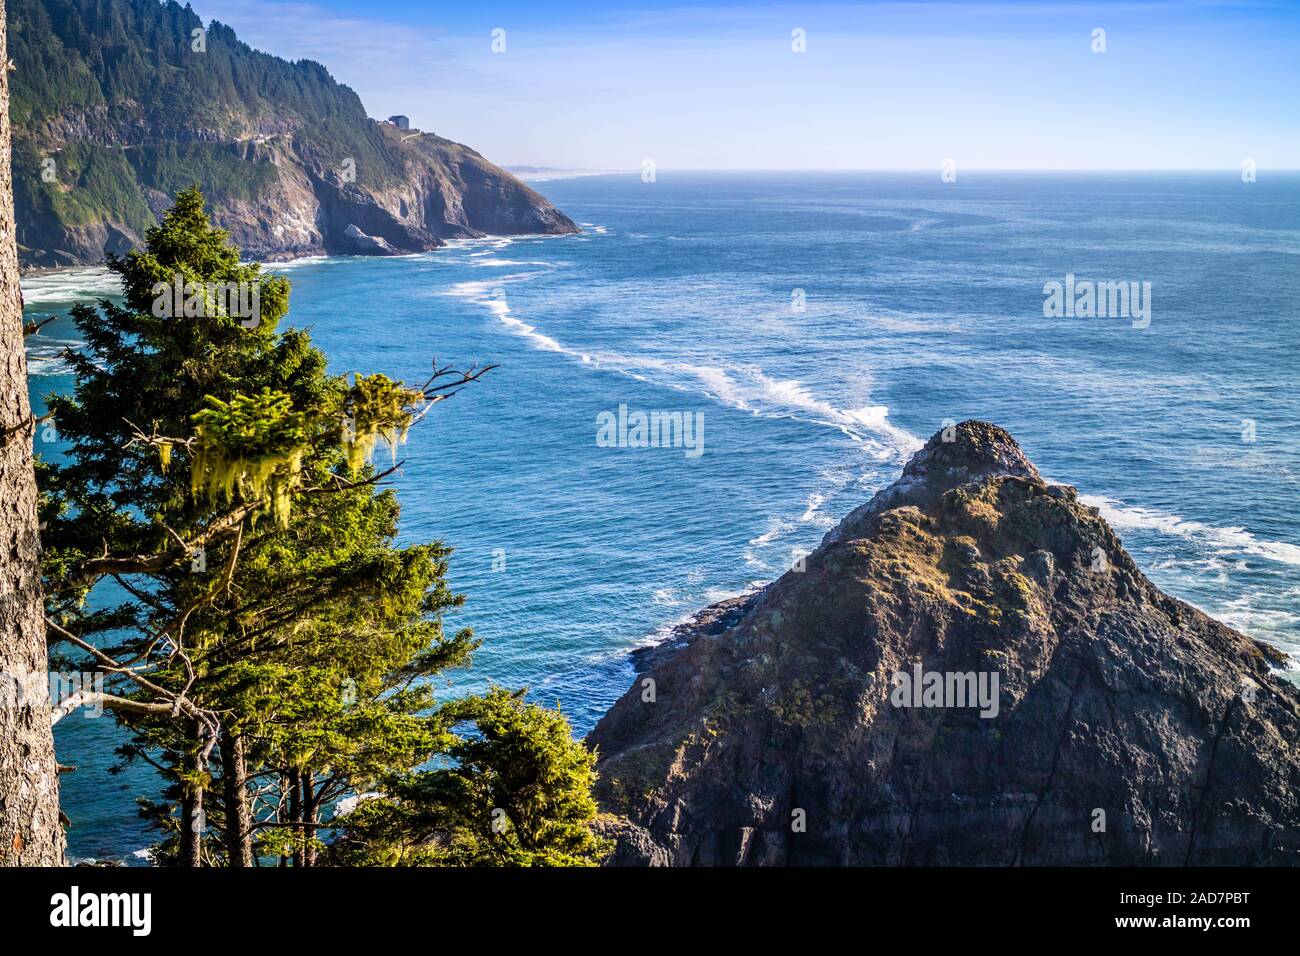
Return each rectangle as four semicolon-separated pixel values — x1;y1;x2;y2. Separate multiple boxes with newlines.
8;0;577;269
589;421;1300;865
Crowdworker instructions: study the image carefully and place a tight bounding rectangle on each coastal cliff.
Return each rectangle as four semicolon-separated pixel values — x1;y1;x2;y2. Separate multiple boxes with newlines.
589;421;1300;865
7;0;577;269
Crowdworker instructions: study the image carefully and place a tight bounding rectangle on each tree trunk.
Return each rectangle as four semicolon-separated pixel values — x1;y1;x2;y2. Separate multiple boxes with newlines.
0;3;65;868
179;784;203;866
301;773;318;867
219;732;252;867
277;773;290;866
179;730;204;867
288;768;304;867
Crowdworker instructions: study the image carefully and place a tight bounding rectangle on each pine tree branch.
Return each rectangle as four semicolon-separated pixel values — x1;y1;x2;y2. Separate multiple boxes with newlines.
409;360;498;423
49;500;261;594
298;461;403;494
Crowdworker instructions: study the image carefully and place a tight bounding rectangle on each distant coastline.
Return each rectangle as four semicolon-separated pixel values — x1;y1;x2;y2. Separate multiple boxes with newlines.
506;167;628;182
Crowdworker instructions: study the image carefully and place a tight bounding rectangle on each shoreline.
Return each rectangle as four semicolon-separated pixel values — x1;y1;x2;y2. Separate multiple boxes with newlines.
626;589;764;676
19;226;589;281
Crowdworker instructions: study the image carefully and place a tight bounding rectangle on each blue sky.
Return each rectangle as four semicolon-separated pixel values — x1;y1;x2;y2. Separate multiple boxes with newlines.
193;1;1300;171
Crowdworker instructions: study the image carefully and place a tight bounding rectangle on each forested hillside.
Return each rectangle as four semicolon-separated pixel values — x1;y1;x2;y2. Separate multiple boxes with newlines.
7;0;576;268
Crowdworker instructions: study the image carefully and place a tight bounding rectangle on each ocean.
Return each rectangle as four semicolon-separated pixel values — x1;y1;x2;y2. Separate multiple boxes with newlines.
22;171;1300;862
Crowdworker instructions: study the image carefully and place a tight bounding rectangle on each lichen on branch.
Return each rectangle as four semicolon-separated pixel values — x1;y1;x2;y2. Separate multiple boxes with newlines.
189;388;308;526
343;373;425;473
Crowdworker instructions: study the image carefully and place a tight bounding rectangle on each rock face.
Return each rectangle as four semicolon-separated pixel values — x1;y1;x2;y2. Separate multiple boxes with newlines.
341;224;398;256
8;0;578;269
588;422;1300;866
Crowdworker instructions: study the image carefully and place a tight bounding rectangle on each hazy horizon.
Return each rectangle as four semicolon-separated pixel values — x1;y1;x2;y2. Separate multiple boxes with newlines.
513;166;1300;173
190;0;1300;174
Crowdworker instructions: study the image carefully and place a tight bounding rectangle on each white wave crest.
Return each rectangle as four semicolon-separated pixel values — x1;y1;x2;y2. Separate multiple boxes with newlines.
471;258;559;268
22;267;118;304
448;271;923;465
445;276;590;361
1081;494;1300;567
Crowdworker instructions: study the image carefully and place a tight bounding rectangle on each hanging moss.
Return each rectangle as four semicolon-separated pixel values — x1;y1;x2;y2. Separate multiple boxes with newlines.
343;374;424;473
189;389;309;527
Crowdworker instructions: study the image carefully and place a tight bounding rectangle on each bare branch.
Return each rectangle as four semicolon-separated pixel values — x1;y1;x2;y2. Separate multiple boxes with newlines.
123;418;193;457
23;315;58;337
43;616;214;730
51;692;178;725
417;360;497;402
50;499;262;595
298;461;402;495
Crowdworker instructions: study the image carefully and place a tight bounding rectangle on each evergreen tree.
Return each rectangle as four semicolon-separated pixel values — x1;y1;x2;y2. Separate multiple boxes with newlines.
328;689;611;867
39;188;605;867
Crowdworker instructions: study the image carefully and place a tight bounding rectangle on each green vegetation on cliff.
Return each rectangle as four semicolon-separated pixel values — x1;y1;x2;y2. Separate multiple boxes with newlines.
7;0;576;267
10;0;398;165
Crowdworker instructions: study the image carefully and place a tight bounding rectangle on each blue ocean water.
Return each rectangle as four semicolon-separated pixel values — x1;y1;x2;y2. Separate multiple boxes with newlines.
23;172;1300;862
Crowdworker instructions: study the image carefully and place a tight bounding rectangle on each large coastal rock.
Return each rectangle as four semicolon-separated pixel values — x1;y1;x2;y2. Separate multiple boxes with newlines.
8;0;577;269
589;421;1300;865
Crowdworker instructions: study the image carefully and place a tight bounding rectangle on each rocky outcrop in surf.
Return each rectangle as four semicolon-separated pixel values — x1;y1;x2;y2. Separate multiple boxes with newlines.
588;421;1300;866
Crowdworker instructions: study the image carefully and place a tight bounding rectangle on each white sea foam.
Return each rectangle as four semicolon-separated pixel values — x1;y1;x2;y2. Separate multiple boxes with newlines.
27;354;75;377
447;268;926;593
651;586;681;607
1080;494;1300;567
750;517;793;548
634;610;698;651
448;269;924;472
21;267;118;304
266;255;338;271
334;792;380;816
471;258;559;268
1217;596;1300;635
742;465;862;574
631;582;767;641
801;490;838;528
611;357;921;460
743;515;796;570
1189;594;1299;669
445;275;589;360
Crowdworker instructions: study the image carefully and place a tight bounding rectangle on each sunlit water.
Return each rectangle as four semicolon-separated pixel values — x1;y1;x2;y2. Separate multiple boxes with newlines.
23;171;1300;861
